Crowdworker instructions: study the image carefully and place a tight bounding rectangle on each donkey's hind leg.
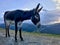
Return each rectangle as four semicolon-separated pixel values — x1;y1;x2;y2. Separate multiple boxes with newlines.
7;24;10;37
5;21;10;37
5;23;8;37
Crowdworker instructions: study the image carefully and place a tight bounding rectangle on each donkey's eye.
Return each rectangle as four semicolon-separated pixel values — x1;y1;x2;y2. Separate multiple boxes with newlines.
35;16;38;19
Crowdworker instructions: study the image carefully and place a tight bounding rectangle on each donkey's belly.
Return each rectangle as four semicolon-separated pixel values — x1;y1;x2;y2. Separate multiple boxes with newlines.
6;20;15;25
5;20;22;27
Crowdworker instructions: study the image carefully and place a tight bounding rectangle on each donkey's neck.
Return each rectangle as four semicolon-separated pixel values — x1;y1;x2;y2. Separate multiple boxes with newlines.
22;10;34;21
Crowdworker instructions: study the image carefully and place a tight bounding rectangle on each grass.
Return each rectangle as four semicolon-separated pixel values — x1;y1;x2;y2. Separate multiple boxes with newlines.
0;28;60;38
23;31;60;38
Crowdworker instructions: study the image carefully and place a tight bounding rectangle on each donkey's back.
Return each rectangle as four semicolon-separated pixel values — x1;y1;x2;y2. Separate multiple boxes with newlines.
4;10;24;21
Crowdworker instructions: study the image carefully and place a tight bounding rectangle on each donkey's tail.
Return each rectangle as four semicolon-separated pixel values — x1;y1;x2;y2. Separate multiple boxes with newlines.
4;11;9;22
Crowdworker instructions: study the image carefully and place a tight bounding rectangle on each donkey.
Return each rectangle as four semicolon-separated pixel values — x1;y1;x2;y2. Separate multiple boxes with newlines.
4;3;43;42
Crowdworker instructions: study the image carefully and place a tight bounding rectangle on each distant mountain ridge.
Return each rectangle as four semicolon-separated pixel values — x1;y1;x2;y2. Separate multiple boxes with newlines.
0;23;37;32
40;23;60;34
0;23;60;34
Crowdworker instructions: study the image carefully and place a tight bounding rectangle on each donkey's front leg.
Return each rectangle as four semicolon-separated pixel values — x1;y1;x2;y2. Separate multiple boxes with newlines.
15;22;18;42
19;28;23;41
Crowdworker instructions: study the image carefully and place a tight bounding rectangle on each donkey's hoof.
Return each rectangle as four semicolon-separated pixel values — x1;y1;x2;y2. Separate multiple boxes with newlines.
21;39;24;41
21;38;24;41
15;39;17;42
5;35;7;37
15;40;17;42
15;38;17;42
8;35;10;37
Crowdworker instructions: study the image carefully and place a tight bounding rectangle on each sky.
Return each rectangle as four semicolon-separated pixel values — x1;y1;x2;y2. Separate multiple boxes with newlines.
0;0;60;25
0;0;57;15
0;0;56;17
53;0;60;9
40;10;60;25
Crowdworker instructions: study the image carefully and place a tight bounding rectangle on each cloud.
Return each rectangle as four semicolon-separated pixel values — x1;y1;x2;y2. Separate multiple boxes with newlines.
2;12;4;15
41;10;60;25
52;0;60;9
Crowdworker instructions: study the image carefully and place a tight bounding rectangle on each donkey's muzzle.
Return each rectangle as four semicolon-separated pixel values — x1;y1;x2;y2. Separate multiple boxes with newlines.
36;22;41;28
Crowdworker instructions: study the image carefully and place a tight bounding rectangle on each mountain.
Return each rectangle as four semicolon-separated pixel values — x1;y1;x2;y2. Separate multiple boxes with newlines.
40;23;60;34
0;23;60;34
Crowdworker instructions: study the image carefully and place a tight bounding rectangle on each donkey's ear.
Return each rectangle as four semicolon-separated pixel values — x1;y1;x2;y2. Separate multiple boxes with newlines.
35;3;40;11
38;6;43;12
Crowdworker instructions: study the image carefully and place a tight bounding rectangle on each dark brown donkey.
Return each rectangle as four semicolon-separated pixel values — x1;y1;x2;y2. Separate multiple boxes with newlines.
4;3;43;42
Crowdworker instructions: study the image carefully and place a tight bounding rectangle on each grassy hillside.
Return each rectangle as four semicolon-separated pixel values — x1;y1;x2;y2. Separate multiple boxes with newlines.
0;28;60;38
0;28;60;45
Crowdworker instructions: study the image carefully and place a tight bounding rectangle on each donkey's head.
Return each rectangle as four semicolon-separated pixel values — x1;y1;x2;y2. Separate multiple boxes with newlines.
31;3;43;28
